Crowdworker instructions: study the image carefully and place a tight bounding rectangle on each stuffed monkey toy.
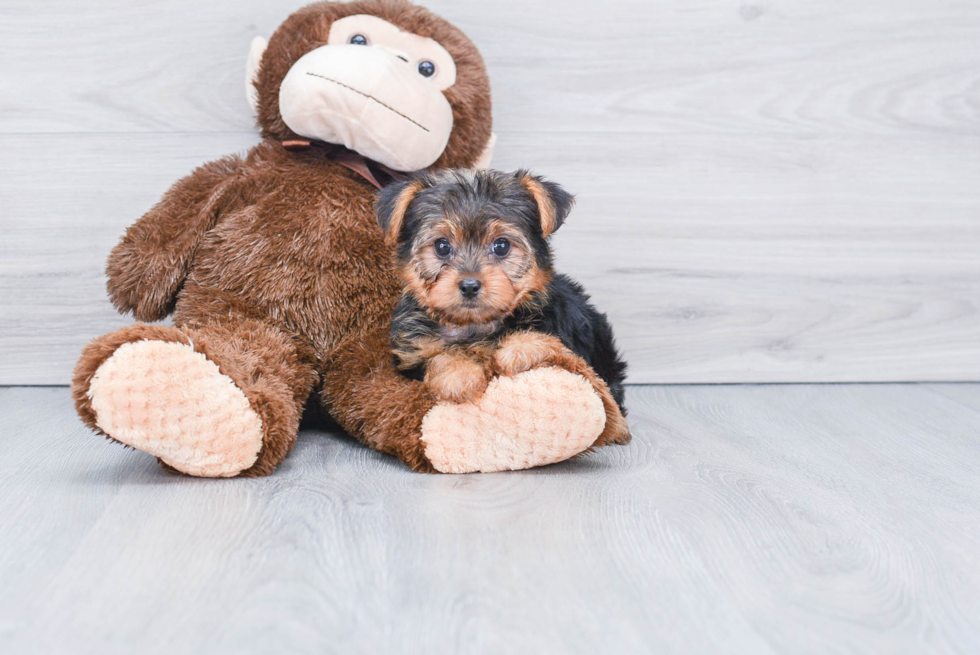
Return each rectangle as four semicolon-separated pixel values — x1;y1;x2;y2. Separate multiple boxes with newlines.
71;0;629;476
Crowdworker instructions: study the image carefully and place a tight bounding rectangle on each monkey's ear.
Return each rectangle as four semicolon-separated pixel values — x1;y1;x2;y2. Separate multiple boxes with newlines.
376;178;427;245
473;133;497;170
517;171;575;238
245;36;268;113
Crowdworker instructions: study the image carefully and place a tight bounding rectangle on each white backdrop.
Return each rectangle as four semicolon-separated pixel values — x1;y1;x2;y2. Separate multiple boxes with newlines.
1;0;978;384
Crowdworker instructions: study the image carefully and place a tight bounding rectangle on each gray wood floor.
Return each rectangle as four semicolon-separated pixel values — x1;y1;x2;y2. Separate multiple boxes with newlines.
2;384;979;654
3;0;980;385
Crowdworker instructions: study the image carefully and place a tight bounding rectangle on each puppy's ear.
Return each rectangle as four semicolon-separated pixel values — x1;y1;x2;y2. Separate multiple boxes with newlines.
376;177;426;245
516;170;575;238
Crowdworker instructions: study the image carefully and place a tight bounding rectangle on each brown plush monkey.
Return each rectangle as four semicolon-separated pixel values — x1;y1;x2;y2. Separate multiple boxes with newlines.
71;0;629;477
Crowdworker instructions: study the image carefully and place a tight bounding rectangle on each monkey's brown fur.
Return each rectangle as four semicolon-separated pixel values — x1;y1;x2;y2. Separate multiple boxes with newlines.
72;0;618;475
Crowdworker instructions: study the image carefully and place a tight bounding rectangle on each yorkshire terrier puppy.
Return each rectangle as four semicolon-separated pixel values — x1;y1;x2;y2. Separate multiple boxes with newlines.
376;169;630;444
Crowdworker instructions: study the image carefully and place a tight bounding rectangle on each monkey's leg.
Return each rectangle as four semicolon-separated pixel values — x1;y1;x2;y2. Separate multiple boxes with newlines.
72;319;316;477
319;329;436;472
320;327;614;474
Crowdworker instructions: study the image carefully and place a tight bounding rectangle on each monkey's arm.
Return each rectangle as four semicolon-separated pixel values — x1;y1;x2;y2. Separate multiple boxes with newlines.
106;155;245;321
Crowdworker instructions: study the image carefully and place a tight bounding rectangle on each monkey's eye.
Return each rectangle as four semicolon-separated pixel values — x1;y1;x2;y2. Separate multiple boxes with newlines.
417;61;436;77
491;238;511;257
349;34;368;45
434;238;452;258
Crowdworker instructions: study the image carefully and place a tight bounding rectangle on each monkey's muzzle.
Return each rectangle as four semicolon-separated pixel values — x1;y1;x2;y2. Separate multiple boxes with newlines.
279;44;454;172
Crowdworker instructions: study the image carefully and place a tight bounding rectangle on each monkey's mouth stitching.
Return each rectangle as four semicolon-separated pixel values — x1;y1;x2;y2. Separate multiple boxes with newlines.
305;72;430;133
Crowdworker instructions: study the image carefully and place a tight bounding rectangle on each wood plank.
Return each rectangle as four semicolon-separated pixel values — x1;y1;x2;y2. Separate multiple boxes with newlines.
1;1;978;136
3;1;979;383
923;383;980;414
2;131;978;384
2;384;980;653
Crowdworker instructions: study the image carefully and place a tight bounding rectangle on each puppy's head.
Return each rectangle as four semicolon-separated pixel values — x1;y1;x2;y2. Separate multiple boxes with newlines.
377;169;574;325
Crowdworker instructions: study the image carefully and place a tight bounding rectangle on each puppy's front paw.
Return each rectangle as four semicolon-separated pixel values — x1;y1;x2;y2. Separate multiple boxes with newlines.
494;332;567;376
425;353;489;403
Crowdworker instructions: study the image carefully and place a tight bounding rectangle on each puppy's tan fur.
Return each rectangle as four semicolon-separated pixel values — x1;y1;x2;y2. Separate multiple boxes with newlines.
425;346;494;403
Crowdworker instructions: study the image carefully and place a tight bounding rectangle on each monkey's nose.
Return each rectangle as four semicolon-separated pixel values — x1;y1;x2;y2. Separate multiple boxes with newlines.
377;44;412;63
458;278;482;299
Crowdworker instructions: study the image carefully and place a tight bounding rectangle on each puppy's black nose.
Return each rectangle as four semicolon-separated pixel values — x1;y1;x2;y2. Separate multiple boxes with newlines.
459;277;482;299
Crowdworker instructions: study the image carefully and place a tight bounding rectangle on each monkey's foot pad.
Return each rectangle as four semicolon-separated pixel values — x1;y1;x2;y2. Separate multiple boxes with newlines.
420;367;606;473
88;340;263;477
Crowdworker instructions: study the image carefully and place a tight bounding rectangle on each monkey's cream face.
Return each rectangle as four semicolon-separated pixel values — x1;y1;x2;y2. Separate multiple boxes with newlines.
277;15;457;172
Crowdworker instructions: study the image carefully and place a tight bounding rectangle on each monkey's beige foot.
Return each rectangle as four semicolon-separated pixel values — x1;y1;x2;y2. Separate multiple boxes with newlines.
420;367;605;474
88;340;264;477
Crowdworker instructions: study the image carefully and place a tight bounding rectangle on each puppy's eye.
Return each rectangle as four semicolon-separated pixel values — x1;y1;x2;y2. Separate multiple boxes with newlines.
349;34;368;45
434;238;452;258
491;238;511;257
417;61;436;77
